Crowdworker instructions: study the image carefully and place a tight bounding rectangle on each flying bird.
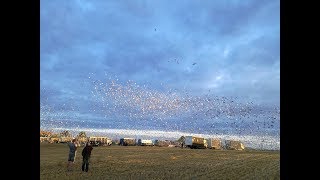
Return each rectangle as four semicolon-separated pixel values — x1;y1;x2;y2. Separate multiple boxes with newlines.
192;63;197;65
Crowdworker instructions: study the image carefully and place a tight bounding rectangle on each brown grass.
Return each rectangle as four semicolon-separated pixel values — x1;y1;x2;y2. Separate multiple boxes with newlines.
40;143;280;180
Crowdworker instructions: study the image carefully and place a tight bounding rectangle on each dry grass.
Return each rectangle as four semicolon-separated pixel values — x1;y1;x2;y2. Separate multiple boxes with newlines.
40;143;280;180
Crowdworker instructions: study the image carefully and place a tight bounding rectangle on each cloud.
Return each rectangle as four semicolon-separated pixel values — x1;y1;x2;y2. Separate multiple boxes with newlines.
41;0;280;133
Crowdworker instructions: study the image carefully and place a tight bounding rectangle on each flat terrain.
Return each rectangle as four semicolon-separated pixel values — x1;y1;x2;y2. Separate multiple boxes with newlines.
40;143;280;180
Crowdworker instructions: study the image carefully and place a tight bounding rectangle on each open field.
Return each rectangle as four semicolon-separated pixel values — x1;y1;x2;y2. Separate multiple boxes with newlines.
40;143;279;180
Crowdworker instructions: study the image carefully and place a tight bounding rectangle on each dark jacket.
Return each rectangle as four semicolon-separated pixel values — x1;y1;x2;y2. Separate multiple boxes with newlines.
82;145;93;158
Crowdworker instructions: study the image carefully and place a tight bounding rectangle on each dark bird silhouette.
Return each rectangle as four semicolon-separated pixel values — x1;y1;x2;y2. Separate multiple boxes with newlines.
192;63;197;65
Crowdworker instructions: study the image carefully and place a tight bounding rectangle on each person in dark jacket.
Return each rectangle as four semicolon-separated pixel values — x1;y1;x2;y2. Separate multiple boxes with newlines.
81;142;93;172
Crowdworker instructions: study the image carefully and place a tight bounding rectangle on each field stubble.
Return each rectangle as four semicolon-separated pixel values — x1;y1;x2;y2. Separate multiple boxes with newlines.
40;143;279;180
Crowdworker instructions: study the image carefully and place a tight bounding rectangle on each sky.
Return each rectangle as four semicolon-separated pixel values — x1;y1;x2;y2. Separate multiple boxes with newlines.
40;0;280;145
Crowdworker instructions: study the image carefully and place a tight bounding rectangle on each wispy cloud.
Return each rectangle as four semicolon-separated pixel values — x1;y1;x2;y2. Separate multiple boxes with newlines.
41;0;280;136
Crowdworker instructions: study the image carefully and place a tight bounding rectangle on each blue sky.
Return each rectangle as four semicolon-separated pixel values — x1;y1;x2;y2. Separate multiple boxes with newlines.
40;0;279;137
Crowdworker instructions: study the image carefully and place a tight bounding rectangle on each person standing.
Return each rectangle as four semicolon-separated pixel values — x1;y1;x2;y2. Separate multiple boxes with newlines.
82;142;93;172
67;138;78;171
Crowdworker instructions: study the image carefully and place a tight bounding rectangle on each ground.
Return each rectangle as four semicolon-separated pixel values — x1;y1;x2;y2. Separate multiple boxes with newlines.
40;143;280;180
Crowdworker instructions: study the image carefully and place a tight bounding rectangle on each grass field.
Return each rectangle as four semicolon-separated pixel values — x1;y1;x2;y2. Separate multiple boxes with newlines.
40;143;280;180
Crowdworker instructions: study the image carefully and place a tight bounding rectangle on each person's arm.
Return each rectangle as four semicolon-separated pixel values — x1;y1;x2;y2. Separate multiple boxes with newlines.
82;147;85;156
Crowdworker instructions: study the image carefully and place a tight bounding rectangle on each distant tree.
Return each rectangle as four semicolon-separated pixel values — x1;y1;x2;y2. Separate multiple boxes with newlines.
50;133;59;138
60;130;72;137
77;131;87;138
40;130;52;137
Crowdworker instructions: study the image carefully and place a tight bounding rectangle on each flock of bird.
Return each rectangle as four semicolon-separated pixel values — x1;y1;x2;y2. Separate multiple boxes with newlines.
40;76;280;150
